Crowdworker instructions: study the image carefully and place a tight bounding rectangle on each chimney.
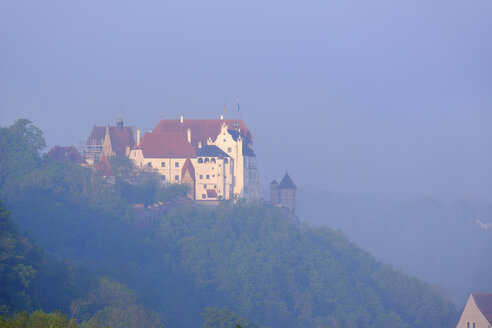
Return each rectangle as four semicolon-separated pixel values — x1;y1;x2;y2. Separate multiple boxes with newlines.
180;115;184;123
198;141;202;148
137;129;141;145
187;128;191;144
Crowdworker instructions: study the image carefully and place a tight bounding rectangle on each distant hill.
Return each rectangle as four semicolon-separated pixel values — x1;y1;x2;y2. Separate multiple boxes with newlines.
298;187;492;306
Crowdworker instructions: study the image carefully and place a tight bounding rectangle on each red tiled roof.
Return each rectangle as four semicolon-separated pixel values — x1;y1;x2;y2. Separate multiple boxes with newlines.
181;158;195;181
206;189;218;198
47;146;86;164
135;132;196;158
154;119;251;148
87;126;135;156
473;293;492;325
94;153;114;176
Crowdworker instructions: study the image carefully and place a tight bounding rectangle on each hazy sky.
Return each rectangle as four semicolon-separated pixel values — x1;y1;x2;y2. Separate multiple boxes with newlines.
1;0;491;200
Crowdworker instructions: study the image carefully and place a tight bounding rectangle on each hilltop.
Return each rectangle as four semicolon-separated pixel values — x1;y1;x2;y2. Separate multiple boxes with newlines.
0;119;458;327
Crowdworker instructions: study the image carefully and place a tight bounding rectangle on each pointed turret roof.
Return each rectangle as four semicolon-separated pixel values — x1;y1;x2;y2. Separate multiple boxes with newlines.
277;173;297;189
94;153;114;177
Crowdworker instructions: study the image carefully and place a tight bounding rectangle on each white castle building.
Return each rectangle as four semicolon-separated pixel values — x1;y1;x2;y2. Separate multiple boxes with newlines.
129;115;259;201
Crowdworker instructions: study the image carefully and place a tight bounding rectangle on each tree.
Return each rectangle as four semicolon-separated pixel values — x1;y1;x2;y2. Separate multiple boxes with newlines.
202;307;261;328
0;119;45;191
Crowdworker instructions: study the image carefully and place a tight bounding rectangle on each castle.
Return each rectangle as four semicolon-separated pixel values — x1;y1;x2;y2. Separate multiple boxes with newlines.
270;173;298;215
83;115;259;202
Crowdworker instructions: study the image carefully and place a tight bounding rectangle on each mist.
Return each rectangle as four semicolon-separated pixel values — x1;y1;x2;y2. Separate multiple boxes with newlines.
1;0;491;200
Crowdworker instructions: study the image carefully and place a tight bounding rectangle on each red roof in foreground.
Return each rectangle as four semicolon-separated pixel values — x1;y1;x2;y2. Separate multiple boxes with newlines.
87;126;135;156
154;119;251;148
135;132;196;158
206;189;218;198
473;293;492;325
94;153;114;176
47;146;86;164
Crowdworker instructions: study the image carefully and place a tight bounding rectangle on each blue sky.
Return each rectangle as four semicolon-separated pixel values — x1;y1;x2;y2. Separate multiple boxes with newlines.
1;0;491;200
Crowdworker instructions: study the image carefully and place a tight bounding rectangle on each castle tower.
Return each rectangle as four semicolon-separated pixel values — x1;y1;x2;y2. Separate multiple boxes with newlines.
276;173;298;215
270;179;279;204
117;112;124;130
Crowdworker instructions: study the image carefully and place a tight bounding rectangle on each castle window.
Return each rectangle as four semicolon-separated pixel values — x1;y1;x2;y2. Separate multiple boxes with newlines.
227;147;232;153
147;162;152;167
174;175;179;181
199;174;203;179
175;162;179;167
161;162;165;167
223;139;226;142
206;174;210;180
211;158;216;163
204;158;210;163
160;175;166;181
198;158;203;163
224;158;228;164
202;194;206;199
204;184;207;188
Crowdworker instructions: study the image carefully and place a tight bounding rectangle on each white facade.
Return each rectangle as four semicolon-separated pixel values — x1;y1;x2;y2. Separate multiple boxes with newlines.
129;118;259;202
195;152;233;200
129;149;193;184
212;122;259;201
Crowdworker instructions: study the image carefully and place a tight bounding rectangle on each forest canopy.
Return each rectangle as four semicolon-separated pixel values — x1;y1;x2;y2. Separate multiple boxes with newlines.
0;119;458;327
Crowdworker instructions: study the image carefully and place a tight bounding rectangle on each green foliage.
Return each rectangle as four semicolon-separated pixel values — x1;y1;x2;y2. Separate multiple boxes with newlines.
0;120;459;327
0;201;74;316
0;119;45;195
73;277;164;328
158;203;458;328
202;307;262;328
0;310;75;328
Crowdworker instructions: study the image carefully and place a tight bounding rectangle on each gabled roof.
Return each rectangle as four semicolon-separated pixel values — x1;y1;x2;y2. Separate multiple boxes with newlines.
473;293;492;325
47;146;86;164
154;119;251;148
181;158;195;182
94;153;113;176
197;145;229;158
135;132;196;158
277;173;297;189
87;125;135;156
270;179;279;185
